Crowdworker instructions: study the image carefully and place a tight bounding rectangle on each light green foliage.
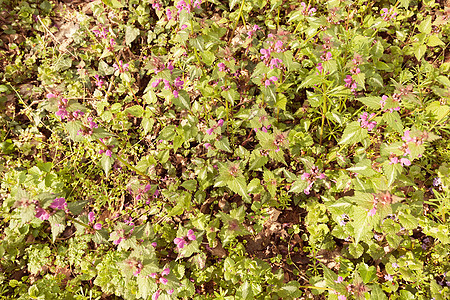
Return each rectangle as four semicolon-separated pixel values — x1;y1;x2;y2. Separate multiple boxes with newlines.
1;0;450;298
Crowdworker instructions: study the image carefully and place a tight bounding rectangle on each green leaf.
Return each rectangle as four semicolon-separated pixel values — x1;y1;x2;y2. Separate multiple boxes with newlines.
125;25;140;46
181;179;197;191
399;0;410;8
346;159;376;177
124;105;144;117
100;154;113;177
237;281;254;300
357;96;382;109
174;90;191;110
67;200;88;216
229;0;239;10
101;0;123;7
358;263;376;283
141;117;154;135
49;210;66;242
414;44;427;61
338;121;368;145
352;206;373;245
53;56;72;72
383;111;403;133
227;176;248;200
371;285;388;300
383;161;402;187
398;212;418;230
278;281;302;297
300;75;323;89
418;15;432;34
221;88;239;106
158;125;177;140
215;137;233;153
98;60;114;76
264;85;277;104
427;35;445;47
289;179;308;194
249;154;268;170
143;90;157;104
200;50;215;66
0;85;8;93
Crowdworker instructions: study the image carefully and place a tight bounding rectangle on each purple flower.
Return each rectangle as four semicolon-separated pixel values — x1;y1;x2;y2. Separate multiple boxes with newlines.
161;268;170;276
152;290;160;300
105;150;112;157
316;63;323;73
113;237;124;245
218;62;227;72
93;223;102;230
50;197;67;210
88;212;95;224
384;274;394;281
152;79;162;88
335;276;344;283
204;143;211;149
217;119;224;127
392;262;399;269
187;229;196;241
400;157;411;166
433;177;442;187
206;128;214;135
260;48;271;60
35;207;50;220
151;242;157;247
174;237;186;249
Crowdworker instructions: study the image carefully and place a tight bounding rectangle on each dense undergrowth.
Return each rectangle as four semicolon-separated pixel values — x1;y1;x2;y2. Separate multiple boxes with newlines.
1;0;450;299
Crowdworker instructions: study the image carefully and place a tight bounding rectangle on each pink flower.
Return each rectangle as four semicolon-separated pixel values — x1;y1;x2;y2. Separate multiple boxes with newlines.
301;173;310;180
389;156;399;164
206;128;214;135
187;229;196;241
174;237;186;249
149;273;158;279
47;93;56;99
105;150;112;157
160;277;168;285
93;223;102;230
218;62;227;72
335;276;344;283
113;237;124;245
400;157;411;166
35;207;50;220
167;289;174;295
217;119;224;127
151;242;158;247
338;295;347;300
161;268;170;276
50;197;67;210
204;143;211;149
317;63;323;73
88;212;95;224
368;207;377;216
152;290;160;300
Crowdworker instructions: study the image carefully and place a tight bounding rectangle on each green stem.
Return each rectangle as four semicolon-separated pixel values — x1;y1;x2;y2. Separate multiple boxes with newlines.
66;215;91;229
228;0;246;45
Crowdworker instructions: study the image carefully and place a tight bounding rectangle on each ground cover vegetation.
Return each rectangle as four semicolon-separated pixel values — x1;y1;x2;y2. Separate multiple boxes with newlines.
1;0;450;298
